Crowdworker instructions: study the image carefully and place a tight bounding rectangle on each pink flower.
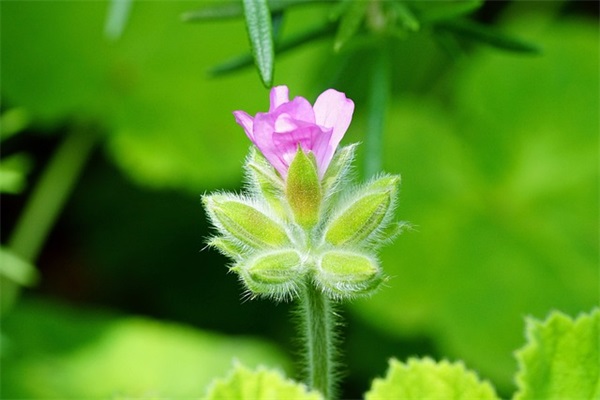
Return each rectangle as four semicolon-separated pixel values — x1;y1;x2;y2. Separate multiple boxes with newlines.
234;85;354;179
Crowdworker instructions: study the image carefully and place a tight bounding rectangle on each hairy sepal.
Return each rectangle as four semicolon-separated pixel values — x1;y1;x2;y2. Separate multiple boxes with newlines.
234;249;305;301
320;144;357;204
245;147;286;217
286;148;322;230
316;250;383;300
323;174;400;248
203;193;289;250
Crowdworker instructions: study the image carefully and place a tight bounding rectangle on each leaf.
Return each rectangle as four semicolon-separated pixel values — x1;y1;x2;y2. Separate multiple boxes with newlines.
2;1;288;191
365;358;499;400
0;153;32;194
350;17;599;391
436;19;540;54
514;308;600;400
210;21;334;76
1;299;290;398
242;0;275;87
182;0;315;22
333;0;368;52
204;363;323;400
407;0;483;23
0;247;39;287
391;2;420;32
104;0;133;40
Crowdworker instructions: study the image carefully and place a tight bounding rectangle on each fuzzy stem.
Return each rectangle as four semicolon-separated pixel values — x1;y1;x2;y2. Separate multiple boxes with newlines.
299;282;337;400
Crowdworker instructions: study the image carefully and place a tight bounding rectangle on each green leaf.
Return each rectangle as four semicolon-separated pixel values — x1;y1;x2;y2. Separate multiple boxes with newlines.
514;308;600;400
0;153;32;194
210;20;334;77
391;2;420;33
436;19;540;54
205;363;323;400
242;0;275;87
0;107;31;140
104;0;133;40
407;0;483;23
333;0;368;52
182;0;316;22
0;247;39;287
1;299;290;398
366;358;499;400
351;17;599;391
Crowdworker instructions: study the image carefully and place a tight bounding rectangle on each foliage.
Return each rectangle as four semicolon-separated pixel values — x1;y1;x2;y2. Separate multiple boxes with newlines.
514;309;600;400
0;1;597;399
203;308;598;399
1;299;290;398
204;363;323;400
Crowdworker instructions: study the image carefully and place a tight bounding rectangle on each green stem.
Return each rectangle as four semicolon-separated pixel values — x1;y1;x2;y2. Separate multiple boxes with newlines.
8;126;97;262
300;283;337;400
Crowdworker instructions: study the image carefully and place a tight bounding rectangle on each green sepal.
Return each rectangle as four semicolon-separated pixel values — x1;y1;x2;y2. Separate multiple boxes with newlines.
316;250;383;299
234;249;304;301
321;144;356;202
245;147;286;217
203;194;289;250
286;148;322;230
324;175;399;247
208;236;247;260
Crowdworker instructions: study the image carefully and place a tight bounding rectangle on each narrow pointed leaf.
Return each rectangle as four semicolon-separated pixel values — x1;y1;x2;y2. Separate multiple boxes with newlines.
182;0;318;22
391;2;420;32
104;0;133;40
333;0;368;52
408;0;483;23
242;0;274;87
436;19;540;54
209;21;334;76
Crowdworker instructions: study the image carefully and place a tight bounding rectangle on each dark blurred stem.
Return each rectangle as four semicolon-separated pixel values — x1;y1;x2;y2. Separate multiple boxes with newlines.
364;46;390;178
300;283;337;400
8;126;97;262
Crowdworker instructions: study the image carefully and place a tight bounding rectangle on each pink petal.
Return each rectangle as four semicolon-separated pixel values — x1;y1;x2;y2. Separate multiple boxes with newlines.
269;86;290;112
252;113;289;177
233;111;255;141
313;89;354;146
275;96;315;124
272;124;328;175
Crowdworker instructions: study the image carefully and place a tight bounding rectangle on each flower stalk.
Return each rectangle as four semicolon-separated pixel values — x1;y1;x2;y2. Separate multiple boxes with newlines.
204;86;405;399
300;283;337;400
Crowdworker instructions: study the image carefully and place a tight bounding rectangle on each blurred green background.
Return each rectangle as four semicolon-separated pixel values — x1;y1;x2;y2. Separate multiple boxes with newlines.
1;1;598;398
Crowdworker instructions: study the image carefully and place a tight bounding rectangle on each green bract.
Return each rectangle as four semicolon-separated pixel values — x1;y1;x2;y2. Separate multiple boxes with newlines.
203;145;403;301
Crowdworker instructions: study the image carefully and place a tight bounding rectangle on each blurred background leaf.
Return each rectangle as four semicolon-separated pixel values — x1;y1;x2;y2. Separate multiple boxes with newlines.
350;12;599;392
1;1;597;399
1;299;290;398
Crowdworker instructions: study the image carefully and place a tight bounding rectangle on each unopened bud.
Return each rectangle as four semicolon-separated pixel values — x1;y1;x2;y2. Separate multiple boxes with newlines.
235;250;304;300
286;148;322;229
324;175;399;246
204;195;289;249
317;250;382;298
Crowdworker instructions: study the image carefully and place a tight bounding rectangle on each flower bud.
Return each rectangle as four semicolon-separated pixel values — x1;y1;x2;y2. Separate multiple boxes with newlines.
285;148;322;230
203;195;289;249
316;250;382;298
324;175;399;247
235;250;304;300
